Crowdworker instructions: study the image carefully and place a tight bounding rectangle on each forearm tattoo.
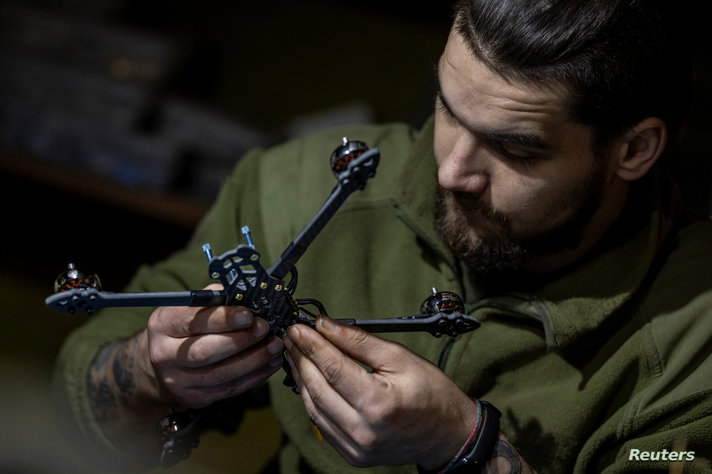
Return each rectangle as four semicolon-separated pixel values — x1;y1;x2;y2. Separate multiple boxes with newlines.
483;438;537;474
85;334;175;456
88;341;120;423
112;343;136;394
88;339;137;423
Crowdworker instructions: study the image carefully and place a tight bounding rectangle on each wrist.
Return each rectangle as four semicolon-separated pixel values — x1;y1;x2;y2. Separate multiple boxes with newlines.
419;399;501;474
133;330;173;406
444;401;501;473
88;333;173;451
419;396;479;470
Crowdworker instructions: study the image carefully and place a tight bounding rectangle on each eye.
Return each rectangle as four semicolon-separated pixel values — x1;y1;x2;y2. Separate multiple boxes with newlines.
482;139;546;167
496;143;539;163
435;95;459;126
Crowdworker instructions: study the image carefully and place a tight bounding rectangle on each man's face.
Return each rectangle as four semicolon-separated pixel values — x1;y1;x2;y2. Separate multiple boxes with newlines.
434;30;618;275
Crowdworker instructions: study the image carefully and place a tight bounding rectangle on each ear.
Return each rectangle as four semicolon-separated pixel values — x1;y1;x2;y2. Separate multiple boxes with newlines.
614;117;668;181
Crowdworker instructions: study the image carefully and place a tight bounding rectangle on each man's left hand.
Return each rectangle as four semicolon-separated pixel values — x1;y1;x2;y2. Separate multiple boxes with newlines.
284;316;478;469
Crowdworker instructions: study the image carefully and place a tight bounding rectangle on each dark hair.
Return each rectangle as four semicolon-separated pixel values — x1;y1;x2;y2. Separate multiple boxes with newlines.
453;0;695;153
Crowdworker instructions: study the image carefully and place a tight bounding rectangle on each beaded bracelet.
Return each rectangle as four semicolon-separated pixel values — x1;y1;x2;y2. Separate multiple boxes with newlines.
438;399;482;474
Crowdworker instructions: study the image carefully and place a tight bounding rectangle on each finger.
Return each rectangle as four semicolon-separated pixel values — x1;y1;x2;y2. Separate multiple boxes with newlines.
185;306;256;336
177;318;271;368
174;358;283;408
148;282;255;338
286;338;386;467
183;336;284;388
314;316;403;373
150;305;255;338
287;321;396;405
286;349;363;454
296;380;366;464
164;335;283;406
285;325;373;411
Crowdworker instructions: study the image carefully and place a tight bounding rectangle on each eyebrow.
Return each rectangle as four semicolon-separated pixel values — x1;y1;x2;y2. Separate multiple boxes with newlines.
434;64;553;152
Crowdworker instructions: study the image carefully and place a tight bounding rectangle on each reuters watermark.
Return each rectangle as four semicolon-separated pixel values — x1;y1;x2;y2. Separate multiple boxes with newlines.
628;448;695;462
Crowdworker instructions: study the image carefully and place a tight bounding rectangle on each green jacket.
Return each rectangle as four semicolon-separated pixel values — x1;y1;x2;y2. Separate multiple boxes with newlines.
55;118;712;473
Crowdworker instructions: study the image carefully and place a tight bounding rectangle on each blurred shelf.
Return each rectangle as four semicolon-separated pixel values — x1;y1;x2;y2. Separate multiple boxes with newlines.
0;150;208;229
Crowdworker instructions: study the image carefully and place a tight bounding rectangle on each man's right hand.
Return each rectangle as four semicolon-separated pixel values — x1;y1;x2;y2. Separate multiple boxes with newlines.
146;284;285;408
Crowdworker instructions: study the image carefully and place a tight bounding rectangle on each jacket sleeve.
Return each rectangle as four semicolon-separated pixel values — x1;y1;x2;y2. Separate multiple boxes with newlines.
52;147;269;470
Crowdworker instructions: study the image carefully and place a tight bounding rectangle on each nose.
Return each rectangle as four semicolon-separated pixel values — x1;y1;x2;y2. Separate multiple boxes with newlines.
437;133;489;194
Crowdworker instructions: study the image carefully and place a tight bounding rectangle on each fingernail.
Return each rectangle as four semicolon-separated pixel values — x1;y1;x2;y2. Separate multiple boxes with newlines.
232;309;253;326
269;356;283;368
287;324;301;342
254;318;269;337
317;316;336;331
267;338;284;355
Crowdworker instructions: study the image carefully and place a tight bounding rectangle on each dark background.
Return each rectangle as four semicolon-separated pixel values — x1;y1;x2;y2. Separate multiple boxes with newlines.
0;1;452;472
0;0;708;472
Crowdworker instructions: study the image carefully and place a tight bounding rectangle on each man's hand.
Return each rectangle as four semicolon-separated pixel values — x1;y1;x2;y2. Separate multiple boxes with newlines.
87;284;284;451
147;284;285;408
283;316;478;470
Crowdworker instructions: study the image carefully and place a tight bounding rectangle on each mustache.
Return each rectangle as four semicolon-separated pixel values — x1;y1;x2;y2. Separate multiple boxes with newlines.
441;188;510;227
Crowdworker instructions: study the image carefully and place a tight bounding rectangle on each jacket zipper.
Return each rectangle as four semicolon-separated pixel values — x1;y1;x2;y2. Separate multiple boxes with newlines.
437;336;458;370
437;295;550;371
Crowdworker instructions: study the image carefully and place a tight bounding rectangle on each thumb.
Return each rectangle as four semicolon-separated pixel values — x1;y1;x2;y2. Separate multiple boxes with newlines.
315;316;402;372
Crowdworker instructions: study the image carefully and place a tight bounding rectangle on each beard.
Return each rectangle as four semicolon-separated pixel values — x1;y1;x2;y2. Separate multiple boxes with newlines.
436;163;607;277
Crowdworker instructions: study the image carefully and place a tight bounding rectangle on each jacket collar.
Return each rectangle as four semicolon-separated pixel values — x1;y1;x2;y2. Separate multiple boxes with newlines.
530;174;680;349
391;116;458;272
390;116;680;350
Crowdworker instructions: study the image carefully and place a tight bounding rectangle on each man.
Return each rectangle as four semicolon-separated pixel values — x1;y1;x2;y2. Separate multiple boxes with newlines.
55;0;711;472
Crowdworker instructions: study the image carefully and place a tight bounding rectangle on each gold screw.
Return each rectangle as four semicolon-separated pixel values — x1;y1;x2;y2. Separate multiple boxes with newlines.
275;284;283;291
234;293;244;301
260;282;268;289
